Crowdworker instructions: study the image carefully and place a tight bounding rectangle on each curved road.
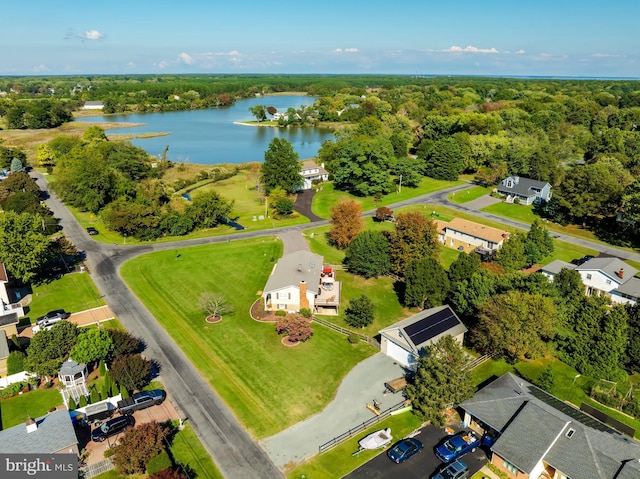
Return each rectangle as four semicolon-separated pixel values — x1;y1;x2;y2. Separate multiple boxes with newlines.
31;174;640;479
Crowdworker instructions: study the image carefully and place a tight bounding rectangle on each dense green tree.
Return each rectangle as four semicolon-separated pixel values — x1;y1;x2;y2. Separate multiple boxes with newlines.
0;145;26;169
273;197;294;217
260;138;302;194
404;257;449;309
332;136;394;196
0;171;41;203
70;329;114;366
82;126;108;143
405;335;474;427
625;303;640;373
472;290;556;362
387;211;440;276
24;321;79;377
186;190;233;228
448;252;482;285
422;137;464;181
343;231;390;278
495;233;527;271
524;219;555;265
249;105;267;122
535;364;555;393
0;211;50;283
344;295;375;328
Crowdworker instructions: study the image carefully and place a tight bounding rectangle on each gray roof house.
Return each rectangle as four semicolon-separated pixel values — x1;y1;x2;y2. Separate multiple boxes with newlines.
497;176;552;205
262;251;340;315
460;373;640;479
379;305;467;369
0;410;79;455
540;256;640;306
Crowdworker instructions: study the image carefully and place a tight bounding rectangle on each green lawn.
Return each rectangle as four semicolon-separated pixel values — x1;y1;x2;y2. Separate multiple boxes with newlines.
448;186;491;204
312;178;465;219
170;422;224;479
1;388;63;430
285;410;422;479
121;238;374;438
27;272;105;322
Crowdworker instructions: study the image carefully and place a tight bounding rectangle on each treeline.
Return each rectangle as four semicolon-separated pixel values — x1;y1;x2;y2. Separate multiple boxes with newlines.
0;98;74;129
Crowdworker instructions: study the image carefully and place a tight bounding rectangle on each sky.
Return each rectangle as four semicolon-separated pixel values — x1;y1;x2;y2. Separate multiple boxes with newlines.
2;0;640;77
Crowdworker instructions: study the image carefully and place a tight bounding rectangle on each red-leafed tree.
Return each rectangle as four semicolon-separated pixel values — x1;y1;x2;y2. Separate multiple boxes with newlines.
275;314;313;342
113;421;168;475
328;199;363;249
149;468;188;479
375;206;393;222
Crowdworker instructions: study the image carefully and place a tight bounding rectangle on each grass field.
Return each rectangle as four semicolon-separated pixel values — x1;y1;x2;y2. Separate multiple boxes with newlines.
312;178;465;219
121;238;374;438
27;272;106;323
1;388;63;430
448;185;491;204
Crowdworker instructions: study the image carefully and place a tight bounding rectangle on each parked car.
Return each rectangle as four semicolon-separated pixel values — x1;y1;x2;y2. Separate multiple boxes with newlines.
435;431;482;463
90;415;134;442
118;389;166;415
86;227;99;235
35;309;70;327
432;459;470;479
387;437;423;463
571;255;594;266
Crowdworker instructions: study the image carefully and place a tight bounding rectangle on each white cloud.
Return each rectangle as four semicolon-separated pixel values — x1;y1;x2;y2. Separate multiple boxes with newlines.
591;53;625;58
79;30;105;41
157;61;170;69
32;64;49;72
445;45;499;54
515;49;526;55
126;62;136;68
178;52;195;65
333;47;359;53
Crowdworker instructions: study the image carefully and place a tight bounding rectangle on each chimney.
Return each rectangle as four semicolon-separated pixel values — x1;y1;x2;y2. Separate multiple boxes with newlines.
299;281;309;310
619;268;625;279
26;417;37;433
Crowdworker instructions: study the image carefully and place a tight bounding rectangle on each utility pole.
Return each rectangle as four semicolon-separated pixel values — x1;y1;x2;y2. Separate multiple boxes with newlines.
398;174;402;194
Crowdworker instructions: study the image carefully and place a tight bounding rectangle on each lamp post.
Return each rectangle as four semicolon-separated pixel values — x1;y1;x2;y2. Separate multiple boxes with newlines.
123;233;127;245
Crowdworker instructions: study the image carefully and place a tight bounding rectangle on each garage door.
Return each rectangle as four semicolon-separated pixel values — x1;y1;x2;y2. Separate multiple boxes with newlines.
384;340;414;367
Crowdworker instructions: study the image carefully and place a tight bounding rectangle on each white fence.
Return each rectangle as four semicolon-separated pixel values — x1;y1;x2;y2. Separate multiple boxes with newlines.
0;371;34;389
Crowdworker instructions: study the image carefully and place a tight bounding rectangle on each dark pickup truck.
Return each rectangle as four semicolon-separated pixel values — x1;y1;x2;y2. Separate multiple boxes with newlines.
117;389;166;415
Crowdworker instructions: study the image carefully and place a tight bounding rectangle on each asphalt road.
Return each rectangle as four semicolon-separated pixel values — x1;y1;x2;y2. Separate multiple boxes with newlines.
30;173;640;479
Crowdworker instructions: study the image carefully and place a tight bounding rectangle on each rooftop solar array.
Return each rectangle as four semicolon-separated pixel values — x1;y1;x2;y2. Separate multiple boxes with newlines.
404;307;459;346
528;387;617;434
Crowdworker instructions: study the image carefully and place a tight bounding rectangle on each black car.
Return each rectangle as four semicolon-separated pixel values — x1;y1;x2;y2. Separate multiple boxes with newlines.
118;389;167;415
432;459;470;479
90;415;134;442
86;227;99;235
387;437;423;463
36;309;70;326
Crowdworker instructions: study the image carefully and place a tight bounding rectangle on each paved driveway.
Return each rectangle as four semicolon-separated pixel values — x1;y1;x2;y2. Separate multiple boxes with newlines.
260;353;406;469
463;194;502;210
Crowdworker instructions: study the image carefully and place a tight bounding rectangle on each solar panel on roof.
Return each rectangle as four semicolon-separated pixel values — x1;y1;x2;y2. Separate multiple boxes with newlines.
403;307;460;347
528;387;616;434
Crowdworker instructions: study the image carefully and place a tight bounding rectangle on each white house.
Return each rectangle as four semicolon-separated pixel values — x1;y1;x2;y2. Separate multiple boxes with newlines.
496;176;552;205
540;256;640;305
0;263;24;323
379;305;467;369
300;160;329;190
82;100;104;110
262;251;340;315
439;218;509;253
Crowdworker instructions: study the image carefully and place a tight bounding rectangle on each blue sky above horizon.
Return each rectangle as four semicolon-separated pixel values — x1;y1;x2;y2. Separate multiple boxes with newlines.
3;0;639;77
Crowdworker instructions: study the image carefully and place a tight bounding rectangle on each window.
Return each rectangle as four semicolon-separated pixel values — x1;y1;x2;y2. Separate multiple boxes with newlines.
586;274;592;280
503;460;519;475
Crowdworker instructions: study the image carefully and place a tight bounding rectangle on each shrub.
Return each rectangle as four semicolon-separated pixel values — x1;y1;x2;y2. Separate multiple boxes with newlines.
98;360;106;376
68;397;77;411
299;308;312;319
7;351;26;375
275;314;313;342
120;384;129;400
348;332;360;344
147;450;173;475
90;387;100;404
78;395;87;407
344;295;375;328
275;310;287;317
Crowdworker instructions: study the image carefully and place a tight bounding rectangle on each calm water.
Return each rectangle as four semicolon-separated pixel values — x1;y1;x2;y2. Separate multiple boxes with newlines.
78;96;334;165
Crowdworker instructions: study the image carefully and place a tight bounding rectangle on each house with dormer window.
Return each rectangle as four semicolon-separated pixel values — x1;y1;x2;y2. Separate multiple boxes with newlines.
497;176;552;205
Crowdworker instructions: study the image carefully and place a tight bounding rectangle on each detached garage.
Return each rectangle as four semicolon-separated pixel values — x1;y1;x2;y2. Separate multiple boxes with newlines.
379;305;467;369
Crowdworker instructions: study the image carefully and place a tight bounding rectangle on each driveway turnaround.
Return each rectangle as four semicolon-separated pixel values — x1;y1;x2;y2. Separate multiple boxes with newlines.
260;352;406;469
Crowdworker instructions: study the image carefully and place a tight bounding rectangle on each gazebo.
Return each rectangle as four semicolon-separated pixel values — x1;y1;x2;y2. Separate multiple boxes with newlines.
58;358;89;407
